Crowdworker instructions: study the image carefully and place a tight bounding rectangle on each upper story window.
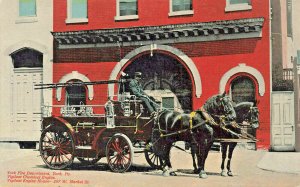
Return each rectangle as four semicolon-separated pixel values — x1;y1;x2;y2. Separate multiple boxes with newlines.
19;0;36;17
287;0;292;37
16;0;38;23
66;0;88;24
115;0;138;21
225;0;252;12
169;0;193;17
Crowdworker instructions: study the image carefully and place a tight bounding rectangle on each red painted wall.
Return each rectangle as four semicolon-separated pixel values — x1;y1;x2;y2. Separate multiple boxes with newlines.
52;0;270;149
54;0;269;32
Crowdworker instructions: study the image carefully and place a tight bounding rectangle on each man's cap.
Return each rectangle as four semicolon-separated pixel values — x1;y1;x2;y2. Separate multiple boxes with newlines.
135;72;142;77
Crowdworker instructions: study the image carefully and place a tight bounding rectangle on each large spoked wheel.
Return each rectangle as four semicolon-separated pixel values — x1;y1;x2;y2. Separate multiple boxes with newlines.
106;134;133;173
39;125;75;170
77;157;101;165
144;142;165;169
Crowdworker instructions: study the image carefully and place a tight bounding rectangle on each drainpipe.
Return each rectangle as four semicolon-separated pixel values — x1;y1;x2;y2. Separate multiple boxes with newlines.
269;0;273;151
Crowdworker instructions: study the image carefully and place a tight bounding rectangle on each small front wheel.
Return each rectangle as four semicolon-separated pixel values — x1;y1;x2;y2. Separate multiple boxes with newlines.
144;142;164;169
106;134;133;173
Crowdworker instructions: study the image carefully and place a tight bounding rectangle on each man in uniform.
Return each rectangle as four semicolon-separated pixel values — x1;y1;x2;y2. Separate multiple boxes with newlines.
129;72;157;117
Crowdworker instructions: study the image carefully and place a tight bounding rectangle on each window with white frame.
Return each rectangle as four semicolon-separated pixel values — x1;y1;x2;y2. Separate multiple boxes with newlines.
66;0;88;24
115;0;138;21
225;0;252;12
19;0;36;17
169;0;193;16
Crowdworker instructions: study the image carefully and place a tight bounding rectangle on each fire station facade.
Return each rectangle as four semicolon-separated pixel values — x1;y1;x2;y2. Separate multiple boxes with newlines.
52;0;270;149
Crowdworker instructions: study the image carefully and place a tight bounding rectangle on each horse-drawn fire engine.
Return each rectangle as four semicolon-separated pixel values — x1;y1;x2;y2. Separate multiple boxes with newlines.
36;72;258;177
36;76;179;172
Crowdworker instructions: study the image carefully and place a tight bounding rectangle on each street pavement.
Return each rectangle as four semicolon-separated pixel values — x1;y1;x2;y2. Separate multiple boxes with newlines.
0;144;299;187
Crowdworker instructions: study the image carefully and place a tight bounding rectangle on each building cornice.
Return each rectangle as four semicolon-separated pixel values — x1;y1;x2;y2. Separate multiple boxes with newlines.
53;17;264;48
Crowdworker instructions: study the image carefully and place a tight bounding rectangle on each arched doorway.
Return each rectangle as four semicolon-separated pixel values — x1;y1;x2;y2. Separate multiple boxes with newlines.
229;75;257;149
123;53;192;111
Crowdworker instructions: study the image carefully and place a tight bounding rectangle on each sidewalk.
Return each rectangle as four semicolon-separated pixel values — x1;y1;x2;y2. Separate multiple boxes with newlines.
257;151;300;174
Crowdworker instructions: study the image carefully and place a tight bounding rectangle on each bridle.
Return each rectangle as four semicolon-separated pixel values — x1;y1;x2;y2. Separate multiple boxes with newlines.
219;96;235;121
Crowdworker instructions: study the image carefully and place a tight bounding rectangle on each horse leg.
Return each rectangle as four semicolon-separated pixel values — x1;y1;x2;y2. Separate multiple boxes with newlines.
191;143;199;173
196;144;206;178
197;125;214;179
197;141;212;178
166;144;177;176
226;142;237;176
220;142;228;177
200;138;214;178
162;142;176;177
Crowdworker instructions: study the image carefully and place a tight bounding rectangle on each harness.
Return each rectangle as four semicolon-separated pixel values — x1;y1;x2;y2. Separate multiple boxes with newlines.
154;108;257;142
189;111;196;129
156;109;211;138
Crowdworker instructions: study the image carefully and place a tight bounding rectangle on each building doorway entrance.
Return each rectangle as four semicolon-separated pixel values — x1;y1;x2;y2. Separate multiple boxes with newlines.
124;53;192;111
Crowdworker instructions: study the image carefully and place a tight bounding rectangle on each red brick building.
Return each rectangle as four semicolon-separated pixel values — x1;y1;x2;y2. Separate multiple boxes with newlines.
52;0;270;149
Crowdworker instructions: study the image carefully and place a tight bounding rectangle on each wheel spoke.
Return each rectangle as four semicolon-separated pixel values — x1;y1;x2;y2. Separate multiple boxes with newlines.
159;157;163;165
150;153;155;161
112;157;118;165
48;156;54;164
60;152;66;163
121;155;129;165
112;141;122;153
45;134;55;145
61;140;71;147
62;153;71;161
54;154;57;164
120;157;126;168
60;148;71;155
152;154;157;164
40;126;74;169
122;154;130;161
110;142;118;151
57;153;62;164
108;154;117;161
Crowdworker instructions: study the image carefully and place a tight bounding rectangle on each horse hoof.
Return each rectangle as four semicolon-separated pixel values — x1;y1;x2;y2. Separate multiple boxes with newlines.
169;171;177;176
221;170;227;177
227;171;233;177
162;170;170;177
199;171;208;179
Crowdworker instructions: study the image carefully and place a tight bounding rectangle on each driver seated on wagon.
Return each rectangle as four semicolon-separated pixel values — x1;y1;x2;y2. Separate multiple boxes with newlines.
128;72;158;118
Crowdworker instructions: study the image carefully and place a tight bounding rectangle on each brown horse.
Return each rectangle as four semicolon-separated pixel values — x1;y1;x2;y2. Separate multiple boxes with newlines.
151;93;236;178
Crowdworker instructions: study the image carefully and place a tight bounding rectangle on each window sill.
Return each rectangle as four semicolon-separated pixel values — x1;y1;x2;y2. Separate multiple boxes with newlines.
15;16;38;24
225;4;252;12
65;18;88;24
168;10;194;17
114;15;139;21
